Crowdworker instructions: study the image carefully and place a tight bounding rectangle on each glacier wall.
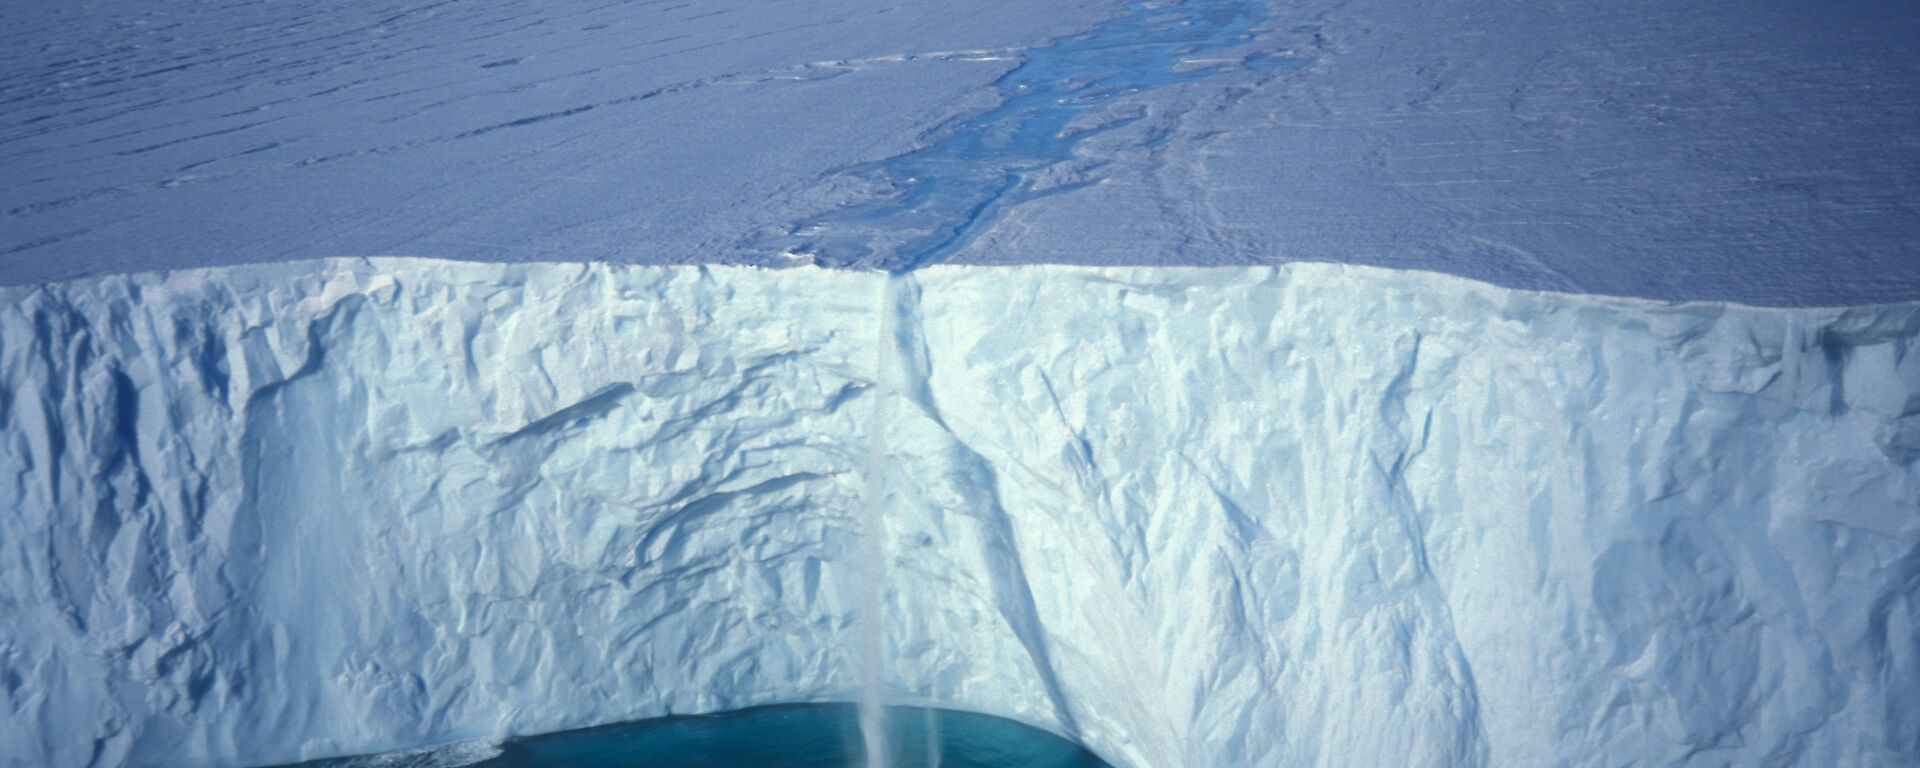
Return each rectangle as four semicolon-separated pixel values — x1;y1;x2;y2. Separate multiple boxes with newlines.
2;259;1917;768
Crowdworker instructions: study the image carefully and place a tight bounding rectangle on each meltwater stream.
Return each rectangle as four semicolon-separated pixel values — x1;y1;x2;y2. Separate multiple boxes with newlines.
837;3;1285;763
753;0;1283;272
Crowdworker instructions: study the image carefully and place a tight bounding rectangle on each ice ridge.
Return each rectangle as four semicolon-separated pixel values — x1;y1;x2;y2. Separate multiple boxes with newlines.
1;259;1917;767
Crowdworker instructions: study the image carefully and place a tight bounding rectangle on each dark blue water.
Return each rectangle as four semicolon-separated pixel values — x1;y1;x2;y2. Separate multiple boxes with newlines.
752;0;1278;272
274;704;1112;768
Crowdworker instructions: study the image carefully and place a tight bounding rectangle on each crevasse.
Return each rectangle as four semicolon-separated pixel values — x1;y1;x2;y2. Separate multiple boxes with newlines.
1;259;1917;767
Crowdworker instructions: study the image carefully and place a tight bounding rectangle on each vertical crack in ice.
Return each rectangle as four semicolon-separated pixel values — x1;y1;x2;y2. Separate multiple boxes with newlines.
748;0;1279;272
1373;330;1490;763
880;273;1087;743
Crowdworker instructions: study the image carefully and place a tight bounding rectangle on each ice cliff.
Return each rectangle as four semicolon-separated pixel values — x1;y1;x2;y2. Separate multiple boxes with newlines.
2;259;1917;767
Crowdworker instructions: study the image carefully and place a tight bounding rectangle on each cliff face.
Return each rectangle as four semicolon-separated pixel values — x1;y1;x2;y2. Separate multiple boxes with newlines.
2;259;1916;767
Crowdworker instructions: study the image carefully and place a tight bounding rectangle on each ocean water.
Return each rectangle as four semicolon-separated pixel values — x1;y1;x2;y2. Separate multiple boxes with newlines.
277;705;1113;768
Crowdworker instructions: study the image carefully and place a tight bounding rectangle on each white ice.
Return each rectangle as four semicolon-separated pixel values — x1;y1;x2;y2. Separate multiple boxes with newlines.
2;259;1916;767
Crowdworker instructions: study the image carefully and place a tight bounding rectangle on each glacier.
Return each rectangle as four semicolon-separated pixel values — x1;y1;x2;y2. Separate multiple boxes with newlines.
2;258;1918;768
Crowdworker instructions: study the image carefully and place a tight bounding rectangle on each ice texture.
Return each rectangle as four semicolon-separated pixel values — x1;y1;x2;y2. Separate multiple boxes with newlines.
2;259;1918;768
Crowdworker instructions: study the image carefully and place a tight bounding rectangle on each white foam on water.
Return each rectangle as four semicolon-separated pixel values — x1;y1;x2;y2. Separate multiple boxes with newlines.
323;738;502;768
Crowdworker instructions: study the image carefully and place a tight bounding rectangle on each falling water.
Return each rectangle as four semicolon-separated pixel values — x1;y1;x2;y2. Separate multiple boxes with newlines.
860;275;897;768
926;708;942;768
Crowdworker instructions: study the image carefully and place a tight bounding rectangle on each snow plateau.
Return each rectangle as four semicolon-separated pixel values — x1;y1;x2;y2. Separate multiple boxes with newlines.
2;259;1918;767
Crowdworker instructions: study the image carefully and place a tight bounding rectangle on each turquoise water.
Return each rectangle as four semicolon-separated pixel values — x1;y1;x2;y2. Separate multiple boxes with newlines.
278;705;1113;768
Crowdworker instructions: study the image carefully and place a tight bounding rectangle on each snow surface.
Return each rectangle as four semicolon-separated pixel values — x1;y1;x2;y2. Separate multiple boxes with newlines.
3;258;1918;767
4;0;1917;304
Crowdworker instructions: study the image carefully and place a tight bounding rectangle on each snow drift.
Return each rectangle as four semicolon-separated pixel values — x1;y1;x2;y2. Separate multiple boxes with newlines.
2;259;1917;767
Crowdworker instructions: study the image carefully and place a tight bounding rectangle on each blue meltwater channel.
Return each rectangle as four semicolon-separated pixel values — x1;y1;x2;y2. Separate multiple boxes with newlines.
751;0;1286;272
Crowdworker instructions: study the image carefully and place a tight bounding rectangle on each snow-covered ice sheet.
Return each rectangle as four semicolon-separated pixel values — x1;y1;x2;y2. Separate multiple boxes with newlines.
946;0;1920;306
3;258;1917;767
5;0;1917;304
0;0;1105;285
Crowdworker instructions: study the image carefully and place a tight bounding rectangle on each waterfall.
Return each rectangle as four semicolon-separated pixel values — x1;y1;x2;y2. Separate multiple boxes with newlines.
926;707;942;768
859;274;897;768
